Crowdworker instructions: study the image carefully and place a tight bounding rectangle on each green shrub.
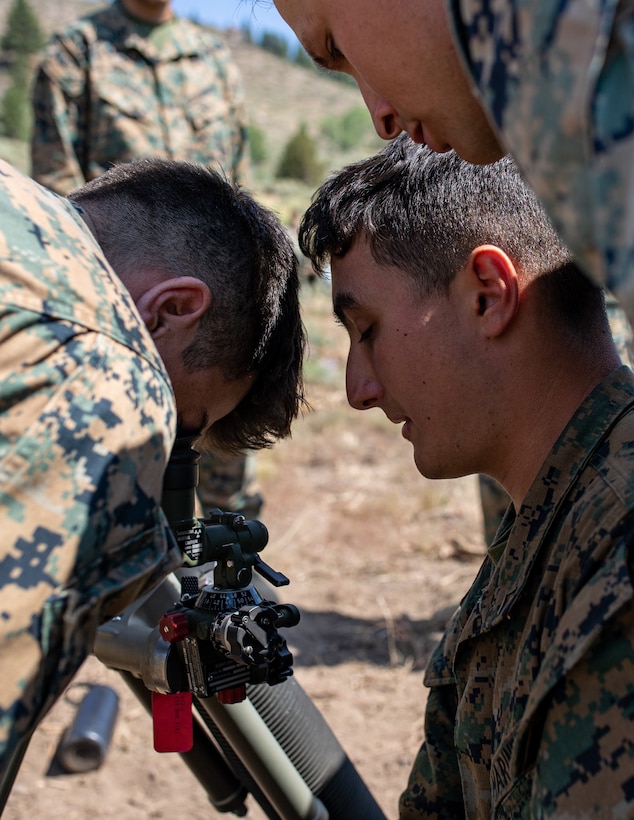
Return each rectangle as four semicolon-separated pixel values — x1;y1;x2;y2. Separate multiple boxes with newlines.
247;124;267;165
276;123;324;186
2;76;31;141
321;106;376;151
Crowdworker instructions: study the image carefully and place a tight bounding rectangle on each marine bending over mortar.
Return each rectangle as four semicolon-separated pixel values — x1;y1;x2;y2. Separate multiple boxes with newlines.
268;0;634;322
0;156;305;784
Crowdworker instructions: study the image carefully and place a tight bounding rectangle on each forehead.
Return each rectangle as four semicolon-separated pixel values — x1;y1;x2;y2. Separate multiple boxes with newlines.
273;0;309;27
331;240;414;313
274;0;421;49
273;0;322;52
274;0;324;23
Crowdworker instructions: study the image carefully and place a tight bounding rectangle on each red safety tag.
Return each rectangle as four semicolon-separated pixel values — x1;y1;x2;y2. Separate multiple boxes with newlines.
151;692;193;753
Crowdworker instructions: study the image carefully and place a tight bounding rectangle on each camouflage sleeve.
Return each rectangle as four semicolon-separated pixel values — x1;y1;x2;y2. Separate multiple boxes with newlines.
0;307;180;768
452;0;634;324
399;682;466;820
527;601;634;816
31;33;89;194
399;574;485;820
0;161;181;767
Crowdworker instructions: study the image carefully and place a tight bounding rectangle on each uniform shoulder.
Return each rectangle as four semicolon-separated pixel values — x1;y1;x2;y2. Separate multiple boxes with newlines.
171;16;236;56
0;161;162;372
41;3;124;53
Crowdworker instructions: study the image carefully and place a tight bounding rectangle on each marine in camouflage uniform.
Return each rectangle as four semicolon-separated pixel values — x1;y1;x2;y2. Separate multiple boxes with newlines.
401;367;634;818
30;0;249;191
298;136;634;819
30;0;260;519
451;0;634;322
0;159;179;774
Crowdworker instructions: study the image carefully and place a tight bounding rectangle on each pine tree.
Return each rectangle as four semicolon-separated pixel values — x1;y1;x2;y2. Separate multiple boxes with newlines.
1;0;45;57
260;31;288;60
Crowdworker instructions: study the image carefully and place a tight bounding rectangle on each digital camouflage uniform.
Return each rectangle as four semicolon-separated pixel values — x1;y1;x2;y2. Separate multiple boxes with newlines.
30;0;249;192
479;296;634;545
400;366;634;818
450;0;634;323
0;160;180;770
31;0;260;518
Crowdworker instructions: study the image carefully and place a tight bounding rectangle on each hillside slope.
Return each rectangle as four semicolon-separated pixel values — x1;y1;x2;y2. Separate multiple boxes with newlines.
0;0;93;33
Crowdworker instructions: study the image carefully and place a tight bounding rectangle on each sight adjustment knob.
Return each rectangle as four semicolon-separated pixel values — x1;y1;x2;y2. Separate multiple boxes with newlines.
159;611;189;643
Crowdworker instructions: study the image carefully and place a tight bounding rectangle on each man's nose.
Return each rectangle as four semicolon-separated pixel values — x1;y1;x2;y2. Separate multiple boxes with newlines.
358;81;403;141
346;366;383;411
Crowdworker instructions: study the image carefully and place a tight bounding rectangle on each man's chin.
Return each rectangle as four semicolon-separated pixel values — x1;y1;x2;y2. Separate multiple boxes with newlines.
453;131;506;166
413;454;442;480
413;453;470;482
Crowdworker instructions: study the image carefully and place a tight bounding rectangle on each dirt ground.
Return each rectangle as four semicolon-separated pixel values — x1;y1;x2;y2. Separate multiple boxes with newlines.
3;285;489;820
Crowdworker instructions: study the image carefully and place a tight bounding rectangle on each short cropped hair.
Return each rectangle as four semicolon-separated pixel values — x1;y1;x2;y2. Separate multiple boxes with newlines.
70;158;306;454
300;136;605;332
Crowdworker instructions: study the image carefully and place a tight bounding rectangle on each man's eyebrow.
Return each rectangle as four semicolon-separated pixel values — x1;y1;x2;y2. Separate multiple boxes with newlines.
333;291;359;323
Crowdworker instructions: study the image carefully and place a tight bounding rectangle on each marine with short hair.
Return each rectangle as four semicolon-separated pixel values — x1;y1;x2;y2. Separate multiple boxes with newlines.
0;157;305;784
300;135;634;818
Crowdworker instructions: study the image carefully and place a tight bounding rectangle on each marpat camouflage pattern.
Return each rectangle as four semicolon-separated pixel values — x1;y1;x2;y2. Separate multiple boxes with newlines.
451;0;634;323
0;160;180;768
31;0;248;194
400;366;634;818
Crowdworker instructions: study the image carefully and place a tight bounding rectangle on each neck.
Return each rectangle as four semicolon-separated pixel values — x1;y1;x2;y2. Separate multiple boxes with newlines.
120;0;173;24
492;352;620;512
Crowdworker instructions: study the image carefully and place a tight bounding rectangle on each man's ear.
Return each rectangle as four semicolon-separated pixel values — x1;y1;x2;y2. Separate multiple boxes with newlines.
460;245;520;338
135;276;211;339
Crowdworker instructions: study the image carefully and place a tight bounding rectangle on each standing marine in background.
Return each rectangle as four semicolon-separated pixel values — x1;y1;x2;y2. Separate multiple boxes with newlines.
30;0;262;519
